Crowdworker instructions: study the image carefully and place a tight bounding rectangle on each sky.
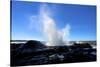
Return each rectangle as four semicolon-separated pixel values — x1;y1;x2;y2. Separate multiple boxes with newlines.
11;1;96;41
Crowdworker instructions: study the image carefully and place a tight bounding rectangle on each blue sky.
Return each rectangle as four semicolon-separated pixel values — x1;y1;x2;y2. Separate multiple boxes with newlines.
11;1;96;41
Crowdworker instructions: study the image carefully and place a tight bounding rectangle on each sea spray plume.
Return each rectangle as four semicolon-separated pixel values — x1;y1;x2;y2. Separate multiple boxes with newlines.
29;3;71;46
39;4;62;46
39;3;70;46
62;24;71;45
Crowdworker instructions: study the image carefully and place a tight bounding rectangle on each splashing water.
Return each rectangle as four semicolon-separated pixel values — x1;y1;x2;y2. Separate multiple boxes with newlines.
39;4;70;46
30;3;70;46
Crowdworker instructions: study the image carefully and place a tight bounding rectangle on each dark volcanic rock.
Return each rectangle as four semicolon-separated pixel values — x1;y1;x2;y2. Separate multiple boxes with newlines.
24;40;46;49
11;40;96;66
73;43;92;48
11;40;47;66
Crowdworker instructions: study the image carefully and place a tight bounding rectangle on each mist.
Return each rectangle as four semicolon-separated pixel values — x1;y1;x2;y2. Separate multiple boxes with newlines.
30;3;70;46
39;4;70;46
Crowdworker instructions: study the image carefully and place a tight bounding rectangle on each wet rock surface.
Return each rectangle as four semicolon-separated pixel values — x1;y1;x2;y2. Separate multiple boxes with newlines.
11;40;96;66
